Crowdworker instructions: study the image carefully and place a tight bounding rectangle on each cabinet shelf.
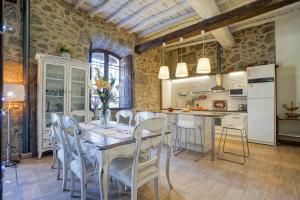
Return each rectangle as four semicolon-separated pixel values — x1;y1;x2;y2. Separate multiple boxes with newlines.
46;95;64;98
72;80;85;84
46;77;64;81
71;96;85;98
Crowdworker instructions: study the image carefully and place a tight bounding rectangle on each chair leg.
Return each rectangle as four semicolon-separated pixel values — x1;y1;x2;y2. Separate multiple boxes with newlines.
154;177;160;200
222;128;228;153
217;129;225;157
80;178;87;200
57;160;61;180
131;184;138;200
117;181;122;194
62;161;68;191
70;171;75;197
51;148;57;169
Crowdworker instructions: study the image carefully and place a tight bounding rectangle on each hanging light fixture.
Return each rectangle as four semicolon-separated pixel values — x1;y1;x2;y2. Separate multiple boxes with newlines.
158;43;170;79
176;37;188;77
197;30;211;74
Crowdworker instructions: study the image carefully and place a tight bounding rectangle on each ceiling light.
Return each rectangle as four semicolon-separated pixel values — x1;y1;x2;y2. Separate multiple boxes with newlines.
158;43;170;79
196;30;211;74
176;37;188;77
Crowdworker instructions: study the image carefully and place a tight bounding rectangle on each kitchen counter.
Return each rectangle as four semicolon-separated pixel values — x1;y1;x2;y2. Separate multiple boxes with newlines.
158;110;230;117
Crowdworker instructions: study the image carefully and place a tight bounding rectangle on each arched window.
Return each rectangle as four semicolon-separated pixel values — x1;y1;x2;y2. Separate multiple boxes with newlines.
90;49;132;109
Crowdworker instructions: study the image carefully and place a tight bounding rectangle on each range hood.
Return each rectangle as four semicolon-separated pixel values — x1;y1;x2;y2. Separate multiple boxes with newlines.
211;43;226;91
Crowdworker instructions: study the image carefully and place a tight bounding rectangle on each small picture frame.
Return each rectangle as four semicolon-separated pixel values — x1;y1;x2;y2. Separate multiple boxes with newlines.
212;100;227;111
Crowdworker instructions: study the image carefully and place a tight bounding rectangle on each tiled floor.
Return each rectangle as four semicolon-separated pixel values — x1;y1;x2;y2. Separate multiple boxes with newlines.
3;140;300;200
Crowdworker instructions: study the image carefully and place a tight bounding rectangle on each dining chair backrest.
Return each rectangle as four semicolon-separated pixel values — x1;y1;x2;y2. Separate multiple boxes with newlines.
178;114;195;128
51;116;68;156
51;113;63;148
70;110;94;123
135;111;155;125
62;116;86;174
116;110;133;126
132;117;166;186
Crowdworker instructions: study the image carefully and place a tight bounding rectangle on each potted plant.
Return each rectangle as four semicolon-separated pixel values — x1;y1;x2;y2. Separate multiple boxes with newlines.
57;43;73;59
93;68;117;127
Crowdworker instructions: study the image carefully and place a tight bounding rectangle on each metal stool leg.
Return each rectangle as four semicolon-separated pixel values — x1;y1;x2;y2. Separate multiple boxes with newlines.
245;129;250;157
194;128;198;161
241;130;246;164
217;128;225;157
222;128;228;153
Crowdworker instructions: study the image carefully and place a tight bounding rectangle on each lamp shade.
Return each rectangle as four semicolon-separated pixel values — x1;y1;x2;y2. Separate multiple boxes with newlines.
196;58;211;73
175;62;188;77
158;66;170;79
3;83;25;101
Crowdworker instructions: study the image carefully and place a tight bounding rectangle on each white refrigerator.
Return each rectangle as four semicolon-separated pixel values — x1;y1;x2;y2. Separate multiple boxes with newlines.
247;64;276;145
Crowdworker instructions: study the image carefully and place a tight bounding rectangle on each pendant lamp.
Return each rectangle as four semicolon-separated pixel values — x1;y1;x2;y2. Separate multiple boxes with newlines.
175;37;188;77
197;30;211;74
158;43;170;79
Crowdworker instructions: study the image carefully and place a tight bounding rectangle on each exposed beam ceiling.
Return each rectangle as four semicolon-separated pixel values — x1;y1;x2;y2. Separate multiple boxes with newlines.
135;0;300;53
117;0;164;29
107;0;141;22
140;16;201;42
128;0;190;34
74;0;87;9
89;0;110;17
187;0;235;48
139;12;198;37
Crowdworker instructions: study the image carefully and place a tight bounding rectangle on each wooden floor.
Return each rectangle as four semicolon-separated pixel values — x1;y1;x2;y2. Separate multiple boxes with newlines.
3;140;300;200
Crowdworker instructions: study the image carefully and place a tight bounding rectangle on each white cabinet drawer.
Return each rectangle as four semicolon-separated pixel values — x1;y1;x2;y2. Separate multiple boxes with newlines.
42;140;52;149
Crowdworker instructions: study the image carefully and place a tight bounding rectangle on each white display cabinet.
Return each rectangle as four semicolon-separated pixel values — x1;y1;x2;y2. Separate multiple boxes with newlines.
36;53;90;158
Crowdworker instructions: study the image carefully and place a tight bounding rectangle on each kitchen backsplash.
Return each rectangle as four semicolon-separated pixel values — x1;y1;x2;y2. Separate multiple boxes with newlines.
171;72;247;110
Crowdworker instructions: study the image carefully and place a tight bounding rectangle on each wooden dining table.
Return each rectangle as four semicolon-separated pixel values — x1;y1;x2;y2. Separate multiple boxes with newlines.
79;121;172;200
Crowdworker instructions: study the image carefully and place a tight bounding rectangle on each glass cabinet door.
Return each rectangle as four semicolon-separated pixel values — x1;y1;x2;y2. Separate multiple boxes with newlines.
43;62;66;129
69;66;88;122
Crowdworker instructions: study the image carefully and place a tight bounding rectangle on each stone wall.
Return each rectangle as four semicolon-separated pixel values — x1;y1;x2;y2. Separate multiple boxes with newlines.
133;48;162;110
166;22;276;75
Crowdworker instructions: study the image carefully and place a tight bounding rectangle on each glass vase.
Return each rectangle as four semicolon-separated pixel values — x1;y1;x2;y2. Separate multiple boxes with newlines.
99;108;109;127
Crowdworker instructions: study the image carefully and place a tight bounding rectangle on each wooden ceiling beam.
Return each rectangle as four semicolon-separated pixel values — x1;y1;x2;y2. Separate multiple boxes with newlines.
89;0;110;17
135;0;300;53
107;0;141;22
187;0;235;48
128;0;190;34
117;0;165;29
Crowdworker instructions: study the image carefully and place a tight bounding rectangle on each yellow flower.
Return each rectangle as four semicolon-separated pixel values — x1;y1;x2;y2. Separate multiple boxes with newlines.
100;93;105;97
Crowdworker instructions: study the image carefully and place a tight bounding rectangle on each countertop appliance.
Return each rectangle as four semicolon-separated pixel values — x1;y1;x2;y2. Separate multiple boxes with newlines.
247;64;276;145
229;88;247;97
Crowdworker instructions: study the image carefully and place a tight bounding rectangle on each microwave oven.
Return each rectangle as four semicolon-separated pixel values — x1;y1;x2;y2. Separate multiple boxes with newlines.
229;88;247;97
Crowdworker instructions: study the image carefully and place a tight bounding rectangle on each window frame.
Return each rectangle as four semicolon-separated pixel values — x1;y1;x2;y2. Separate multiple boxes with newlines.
90;49;121;110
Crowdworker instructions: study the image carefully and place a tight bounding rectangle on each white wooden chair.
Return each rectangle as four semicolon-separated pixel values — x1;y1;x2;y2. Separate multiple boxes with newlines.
217;115;249;164
134;111;155;125
62;116;98;200
116;110;133;126
109;118;166;200
51;114;69;191
70;110;94;123
49;113;61;169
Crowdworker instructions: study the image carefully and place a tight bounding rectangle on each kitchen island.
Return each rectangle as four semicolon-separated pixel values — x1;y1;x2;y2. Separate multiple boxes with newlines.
154;110;230;161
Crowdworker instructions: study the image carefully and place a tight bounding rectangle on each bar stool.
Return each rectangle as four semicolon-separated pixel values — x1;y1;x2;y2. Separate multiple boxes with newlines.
217;115;249;165
174;114;203;161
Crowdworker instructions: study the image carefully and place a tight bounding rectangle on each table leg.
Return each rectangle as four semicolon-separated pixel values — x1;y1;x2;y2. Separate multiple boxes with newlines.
101;161;109;200
211;117;216;161
166;144;173;190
